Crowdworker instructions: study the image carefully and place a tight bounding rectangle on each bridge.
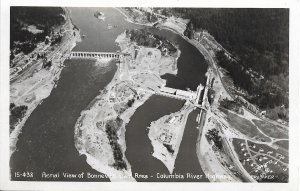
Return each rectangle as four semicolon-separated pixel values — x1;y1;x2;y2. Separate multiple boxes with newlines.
70;51;120;59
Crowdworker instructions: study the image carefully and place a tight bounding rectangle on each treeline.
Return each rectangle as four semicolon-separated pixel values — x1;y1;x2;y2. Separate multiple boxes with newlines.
10;103;28;133
170;8;289;77
166;8;289;120
105;118;127;170
206;128;222;150
10;7;65;56
124;8;158;23
216;50;288;118
126;29;177;55
220;98;243;114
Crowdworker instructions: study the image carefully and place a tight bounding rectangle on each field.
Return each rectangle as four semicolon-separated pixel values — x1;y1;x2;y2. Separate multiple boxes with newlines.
220;108;271;142
252;119;288;139
273;140;288;151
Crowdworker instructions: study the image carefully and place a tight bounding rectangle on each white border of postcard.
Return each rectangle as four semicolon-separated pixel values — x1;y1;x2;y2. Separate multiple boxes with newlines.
1;0;299;190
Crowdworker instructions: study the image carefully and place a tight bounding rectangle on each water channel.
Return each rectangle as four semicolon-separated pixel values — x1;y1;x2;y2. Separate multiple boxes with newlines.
10;7;208;182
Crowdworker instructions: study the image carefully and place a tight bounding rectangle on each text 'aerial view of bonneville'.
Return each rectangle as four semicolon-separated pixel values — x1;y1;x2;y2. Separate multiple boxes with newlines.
9;7;289;182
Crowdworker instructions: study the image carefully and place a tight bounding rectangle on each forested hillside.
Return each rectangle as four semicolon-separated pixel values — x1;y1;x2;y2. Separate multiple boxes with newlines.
167;8;289;121
10;7;65;58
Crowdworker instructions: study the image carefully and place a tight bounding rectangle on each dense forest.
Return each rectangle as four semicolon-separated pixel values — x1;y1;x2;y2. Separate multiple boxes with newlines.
166;8;289;121
105;118;127;170
10;7;65;57
126;29;177;56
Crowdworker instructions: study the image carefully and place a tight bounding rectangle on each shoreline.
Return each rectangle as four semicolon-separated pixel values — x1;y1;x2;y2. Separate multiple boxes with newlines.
114;8;158;27
117;8;216;180
74;62;149;181
196;110;241;182
9;7;82;156
148;102;194;174
73;31;179;181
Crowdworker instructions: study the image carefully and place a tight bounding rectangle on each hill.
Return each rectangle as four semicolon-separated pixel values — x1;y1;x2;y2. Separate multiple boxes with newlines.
165;8;289;121
10;7;65;58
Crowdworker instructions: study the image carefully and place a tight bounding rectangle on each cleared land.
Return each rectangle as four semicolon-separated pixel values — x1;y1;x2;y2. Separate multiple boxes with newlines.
74;31;180;181
273;140;289;151
148;102;192;174
220;108;272;142
252;119;288;139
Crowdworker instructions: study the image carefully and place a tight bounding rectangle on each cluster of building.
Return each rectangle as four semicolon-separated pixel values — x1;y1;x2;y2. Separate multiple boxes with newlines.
238;142;288;175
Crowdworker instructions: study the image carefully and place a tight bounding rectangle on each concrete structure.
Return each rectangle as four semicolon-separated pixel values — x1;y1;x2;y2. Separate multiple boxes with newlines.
196;84;204;104
176;89;196;100
159;86;197;101
70;51;120;59
155;91;186;101
160;86;176;94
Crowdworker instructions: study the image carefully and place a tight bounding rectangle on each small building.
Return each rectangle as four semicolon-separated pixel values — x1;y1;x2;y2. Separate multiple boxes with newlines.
168;116;176;124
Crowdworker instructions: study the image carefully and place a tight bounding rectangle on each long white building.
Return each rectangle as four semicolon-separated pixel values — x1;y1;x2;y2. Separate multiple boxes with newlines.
160;86;197;101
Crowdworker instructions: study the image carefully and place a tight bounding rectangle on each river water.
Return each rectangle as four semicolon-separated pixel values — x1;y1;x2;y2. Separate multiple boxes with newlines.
10;7;208;182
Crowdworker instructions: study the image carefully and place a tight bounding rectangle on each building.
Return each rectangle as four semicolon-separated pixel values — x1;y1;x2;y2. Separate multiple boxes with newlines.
176;89;196;100
168;116;176;124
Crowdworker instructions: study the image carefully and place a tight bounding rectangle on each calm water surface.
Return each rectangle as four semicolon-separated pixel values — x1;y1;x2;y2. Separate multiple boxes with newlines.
10;7;208;182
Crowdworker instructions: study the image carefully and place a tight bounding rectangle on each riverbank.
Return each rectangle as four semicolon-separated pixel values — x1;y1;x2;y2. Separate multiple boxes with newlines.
73;31;180;181
9;8;81;155
114;8;160;27
117;8;223;179
196;111;242;182
115;7;189;36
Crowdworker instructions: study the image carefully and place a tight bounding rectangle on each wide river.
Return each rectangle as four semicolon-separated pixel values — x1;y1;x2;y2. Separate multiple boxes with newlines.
10;7;208;182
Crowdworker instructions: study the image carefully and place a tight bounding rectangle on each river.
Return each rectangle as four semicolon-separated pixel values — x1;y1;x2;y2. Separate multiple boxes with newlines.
10;7;208;182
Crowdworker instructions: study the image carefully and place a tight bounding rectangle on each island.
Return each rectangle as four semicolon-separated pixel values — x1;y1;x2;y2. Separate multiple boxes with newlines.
94;11;105;21
74;29;184;181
